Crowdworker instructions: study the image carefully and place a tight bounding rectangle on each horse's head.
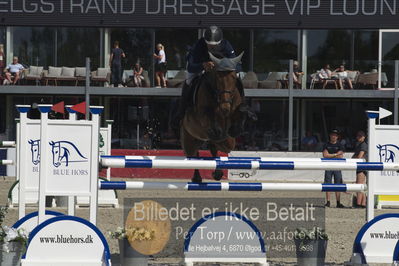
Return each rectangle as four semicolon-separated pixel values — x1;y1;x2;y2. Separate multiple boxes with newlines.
208;52;244;118
49;141;62;167
28;139;40;165
377;144;396;163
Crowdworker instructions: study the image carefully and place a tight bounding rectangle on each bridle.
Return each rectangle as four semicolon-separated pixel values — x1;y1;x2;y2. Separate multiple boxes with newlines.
206;71;236;106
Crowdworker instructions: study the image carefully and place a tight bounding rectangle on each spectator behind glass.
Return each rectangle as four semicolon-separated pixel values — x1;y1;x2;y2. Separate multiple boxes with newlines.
301;130;318;151
334;64;353;90
133;62;144;87
0;44;5;74
109;41;126;88
292;61;304;89
5;56;24;85
174;46;183;69
318;64;332;89
322;129;345;208
352;130;367;208
153;43;167;88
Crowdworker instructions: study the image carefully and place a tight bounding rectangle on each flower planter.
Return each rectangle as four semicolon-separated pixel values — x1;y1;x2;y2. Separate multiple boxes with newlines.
118;239;148;266
295;239;328;266
1;242;23;265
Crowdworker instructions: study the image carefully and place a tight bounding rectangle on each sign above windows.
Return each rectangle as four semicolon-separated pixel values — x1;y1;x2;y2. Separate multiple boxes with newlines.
0;0;398;28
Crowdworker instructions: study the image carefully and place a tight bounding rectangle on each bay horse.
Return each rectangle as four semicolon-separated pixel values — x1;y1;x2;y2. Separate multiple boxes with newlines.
181;52;246;183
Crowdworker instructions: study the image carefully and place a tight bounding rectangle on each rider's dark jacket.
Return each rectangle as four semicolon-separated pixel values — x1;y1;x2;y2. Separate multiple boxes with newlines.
187;38;238;73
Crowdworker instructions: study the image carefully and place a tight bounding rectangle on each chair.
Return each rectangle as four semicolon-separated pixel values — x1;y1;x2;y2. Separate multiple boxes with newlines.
167;70;186;88
75;67;88;86
347;71;359;84
241;71;258;88
309;72;337;89
24;66;44;85
91;68;111;86
142;70;150;87
258;72;282;89
123;69;150;87
43;66;77;86
355;73;378;90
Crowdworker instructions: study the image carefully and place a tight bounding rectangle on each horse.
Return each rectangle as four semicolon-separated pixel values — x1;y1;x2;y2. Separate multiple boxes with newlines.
180;52;246;183
28;139;40;165
49;140;88;167
377;144;399;163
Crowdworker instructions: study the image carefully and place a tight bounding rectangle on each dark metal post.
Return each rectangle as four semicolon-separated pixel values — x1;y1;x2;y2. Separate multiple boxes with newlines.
395;60;399;125
151;30;156;87
249;29;254;72
35;57;39;86
288;59;294;151
85;57;90;120
100;28;104;68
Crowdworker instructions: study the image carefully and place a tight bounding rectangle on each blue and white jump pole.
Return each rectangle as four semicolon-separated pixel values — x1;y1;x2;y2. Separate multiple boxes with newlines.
100;156;396;171
99;181;366;192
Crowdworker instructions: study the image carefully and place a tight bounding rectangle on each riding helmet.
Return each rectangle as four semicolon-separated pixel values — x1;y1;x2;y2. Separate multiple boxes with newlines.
203;26;223;45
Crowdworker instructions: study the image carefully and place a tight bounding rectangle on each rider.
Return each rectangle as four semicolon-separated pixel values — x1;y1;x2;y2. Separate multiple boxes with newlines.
172;25;251;131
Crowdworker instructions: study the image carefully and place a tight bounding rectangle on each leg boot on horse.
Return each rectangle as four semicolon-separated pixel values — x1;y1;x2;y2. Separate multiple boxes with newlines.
210;144;224;181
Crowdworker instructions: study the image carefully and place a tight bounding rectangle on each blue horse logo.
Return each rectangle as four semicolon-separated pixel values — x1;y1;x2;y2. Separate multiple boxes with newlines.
49;141;88;167
377;144;399;163
28;139;40;165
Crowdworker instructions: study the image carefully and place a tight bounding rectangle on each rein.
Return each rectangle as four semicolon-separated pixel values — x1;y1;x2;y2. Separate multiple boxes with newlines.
203;71;236;105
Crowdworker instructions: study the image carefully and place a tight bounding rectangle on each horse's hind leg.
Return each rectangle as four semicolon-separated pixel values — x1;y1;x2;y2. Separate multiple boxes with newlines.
209;143;223;181
181;126;203;183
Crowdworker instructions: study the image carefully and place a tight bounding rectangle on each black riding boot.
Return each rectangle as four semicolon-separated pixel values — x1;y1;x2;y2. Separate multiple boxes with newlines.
171;82;191;131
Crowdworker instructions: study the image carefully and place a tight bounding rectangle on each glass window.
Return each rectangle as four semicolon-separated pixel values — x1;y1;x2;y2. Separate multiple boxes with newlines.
307;30;351;75
108;97;178;149
239;99;291;151
254;30;298;73
300;99;394;152
12;27;55;67
0;95;5;134
57;28;101;69
156;29;197;71
106;96;298;151
381;31;399;88
354;30;378;72
223;29;250;71
111;29;153;81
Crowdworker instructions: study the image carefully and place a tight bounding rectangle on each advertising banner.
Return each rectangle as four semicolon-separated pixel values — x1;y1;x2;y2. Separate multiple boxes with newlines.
0;0;399;28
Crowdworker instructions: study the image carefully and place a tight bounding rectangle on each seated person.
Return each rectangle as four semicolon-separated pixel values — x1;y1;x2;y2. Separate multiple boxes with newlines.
4;56;24;85
132;62;144;87
126;62;145;87
292;60;304;88
318;64;334;89
285;60;304;89
334;64;353;90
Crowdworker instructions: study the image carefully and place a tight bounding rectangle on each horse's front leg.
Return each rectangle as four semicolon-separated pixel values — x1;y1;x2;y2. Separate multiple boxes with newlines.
228;104;251;138
181;126;203;183
210;144;223;181
206;110;225;141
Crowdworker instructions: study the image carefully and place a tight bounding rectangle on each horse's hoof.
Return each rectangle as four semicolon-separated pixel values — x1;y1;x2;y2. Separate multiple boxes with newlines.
191;176;202;183
213;171;223;181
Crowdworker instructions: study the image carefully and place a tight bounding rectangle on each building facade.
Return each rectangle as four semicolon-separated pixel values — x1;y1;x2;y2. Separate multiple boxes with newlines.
0;0;398;151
